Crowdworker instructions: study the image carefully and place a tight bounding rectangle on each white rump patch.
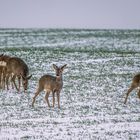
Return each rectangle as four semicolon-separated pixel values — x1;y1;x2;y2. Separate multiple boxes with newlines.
11;73;14;76
44;89;47;92
44;89;51;93
0;61;7;66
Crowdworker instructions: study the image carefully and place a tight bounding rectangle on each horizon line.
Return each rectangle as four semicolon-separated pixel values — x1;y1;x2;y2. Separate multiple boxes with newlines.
0;27;140;30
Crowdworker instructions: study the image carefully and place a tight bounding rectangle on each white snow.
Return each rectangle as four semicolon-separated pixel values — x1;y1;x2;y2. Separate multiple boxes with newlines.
0;29;140;139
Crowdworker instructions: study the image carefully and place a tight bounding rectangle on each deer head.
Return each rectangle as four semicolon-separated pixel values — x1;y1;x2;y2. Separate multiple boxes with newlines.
22;74;32;92
53;64;67;77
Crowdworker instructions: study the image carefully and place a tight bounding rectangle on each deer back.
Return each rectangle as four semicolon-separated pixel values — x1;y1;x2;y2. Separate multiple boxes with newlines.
132;73;140;87
39;75;63;92
7;57;29;76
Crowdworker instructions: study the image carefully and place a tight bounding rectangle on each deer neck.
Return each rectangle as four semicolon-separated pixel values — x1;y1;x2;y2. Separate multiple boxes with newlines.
56;75;63;89
56;75;62;82
21;66;29;77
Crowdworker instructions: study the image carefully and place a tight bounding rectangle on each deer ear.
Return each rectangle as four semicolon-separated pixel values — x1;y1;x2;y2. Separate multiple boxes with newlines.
61;64;67;71
52;64;58;71
27;74;32;80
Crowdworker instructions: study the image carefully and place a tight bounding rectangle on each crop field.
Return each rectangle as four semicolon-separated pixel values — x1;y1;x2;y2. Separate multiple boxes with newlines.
0;29;140;140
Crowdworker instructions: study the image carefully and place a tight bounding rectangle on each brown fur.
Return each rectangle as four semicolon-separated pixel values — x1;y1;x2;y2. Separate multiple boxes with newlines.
124;73;140;104
6;57;32;92
32;64;67;108
0;54;11;89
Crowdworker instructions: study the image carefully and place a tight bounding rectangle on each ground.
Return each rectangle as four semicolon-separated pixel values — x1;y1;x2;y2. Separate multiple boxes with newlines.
0;29;140;140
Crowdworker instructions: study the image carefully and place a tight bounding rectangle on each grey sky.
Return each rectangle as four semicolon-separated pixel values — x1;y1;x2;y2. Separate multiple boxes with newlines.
0;0;140;29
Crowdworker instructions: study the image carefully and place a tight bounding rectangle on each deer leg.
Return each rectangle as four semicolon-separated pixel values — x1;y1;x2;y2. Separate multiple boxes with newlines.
45;92;51;108
52;91;55;107
2;70;6;90
32;92;39;107
32;88;43;107
1;68;4;89
124;85;136;104
11;75;14;89
17;76;21;92
2;72;5;90
0;71;2;88
9;74;14;89
11;75;19;92
137;89;140;99
6;73;10;90
56;91;60;109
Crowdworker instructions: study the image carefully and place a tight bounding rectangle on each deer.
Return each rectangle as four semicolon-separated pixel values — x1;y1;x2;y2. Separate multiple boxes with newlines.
124;73;140;104
32;64;67;108
6;57;32;93
0;65;3;89
0;54;11;89
0;54;4;88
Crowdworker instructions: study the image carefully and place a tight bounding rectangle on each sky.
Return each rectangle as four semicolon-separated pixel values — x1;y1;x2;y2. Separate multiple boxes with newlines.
0;0;140;29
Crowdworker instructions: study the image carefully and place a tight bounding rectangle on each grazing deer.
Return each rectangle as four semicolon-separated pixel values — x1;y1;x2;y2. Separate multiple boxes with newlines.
32;64;67;108
0;54;11;89
124;73;140;104
6;57;32;93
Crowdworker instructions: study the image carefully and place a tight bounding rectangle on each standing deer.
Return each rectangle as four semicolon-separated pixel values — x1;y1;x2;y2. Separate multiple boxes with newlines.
0;65;2;88
6;57;32;93
124;73;140;104
0;54;4;88
32;64;67;108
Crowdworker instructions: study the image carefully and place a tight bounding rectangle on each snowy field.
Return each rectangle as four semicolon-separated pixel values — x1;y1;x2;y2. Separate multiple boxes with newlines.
0;29;140;140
